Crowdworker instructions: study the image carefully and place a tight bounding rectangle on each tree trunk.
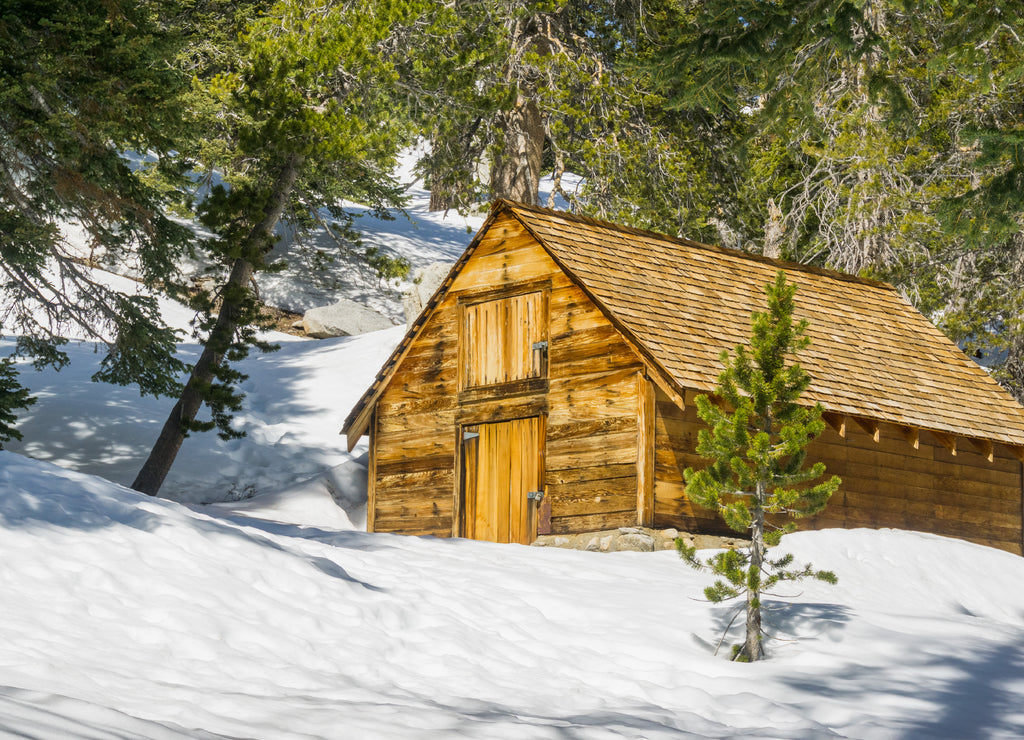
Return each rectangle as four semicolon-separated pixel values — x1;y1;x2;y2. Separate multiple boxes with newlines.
745;473;767;661
131;153;304;496
429;185;454;212
428;133;458;212
762;198;784;259
490;95;544;205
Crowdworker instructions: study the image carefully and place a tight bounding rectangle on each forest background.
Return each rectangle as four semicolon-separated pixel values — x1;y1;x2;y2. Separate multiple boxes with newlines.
2;0;1022;492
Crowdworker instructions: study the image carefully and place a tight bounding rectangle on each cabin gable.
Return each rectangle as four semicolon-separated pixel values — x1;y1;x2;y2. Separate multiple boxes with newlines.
369;212;651;540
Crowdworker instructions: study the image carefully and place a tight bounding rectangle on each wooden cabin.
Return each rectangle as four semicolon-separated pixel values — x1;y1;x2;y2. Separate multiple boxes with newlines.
343;200;1024;555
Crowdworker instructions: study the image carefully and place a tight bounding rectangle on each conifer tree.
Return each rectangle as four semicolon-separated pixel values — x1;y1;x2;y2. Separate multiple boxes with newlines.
131;0;418;496
924;2;1024;401
402;0;733;241
649;0;1024;402
679;271;840;662
0;357;34;447
0;0;193;435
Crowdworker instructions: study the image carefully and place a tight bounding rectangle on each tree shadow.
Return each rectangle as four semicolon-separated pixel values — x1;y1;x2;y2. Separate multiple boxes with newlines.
707;599;854;656
341;687;841;739
4;329;400;507
776;623;1024;738
0;453;164;533
0;452;389;592
204;509;399;553
891;637;1024;739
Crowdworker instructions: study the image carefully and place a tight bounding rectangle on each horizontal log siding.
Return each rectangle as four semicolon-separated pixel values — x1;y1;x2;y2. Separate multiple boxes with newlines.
372;213;645;539
369;252;462;536
544;273;643;533
652;393;733;536
652;388;1024;554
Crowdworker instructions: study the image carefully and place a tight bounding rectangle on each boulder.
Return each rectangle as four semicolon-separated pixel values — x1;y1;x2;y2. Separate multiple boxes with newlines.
403;262;454;326
302;299;395;338
616;532;656;552
532;526;739;553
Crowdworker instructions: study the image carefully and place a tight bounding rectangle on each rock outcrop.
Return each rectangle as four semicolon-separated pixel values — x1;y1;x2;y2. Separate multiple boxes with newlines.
402;262;453;326
302;299;395;338
533;527;744;553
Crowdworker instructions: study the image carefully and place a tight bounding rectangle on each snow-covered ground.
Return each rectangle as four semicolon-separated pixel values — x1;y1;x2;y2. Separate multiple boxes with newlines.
3;451;1024;739
2;158;1023;737
2;325;403;506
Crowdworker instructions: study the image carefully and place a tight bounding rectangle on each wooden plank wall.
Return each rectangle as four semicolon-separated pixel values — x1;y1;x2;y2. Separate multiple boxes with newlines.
371;275;460;537
652;388;1024;554
371;213;645;539
652;390;734;536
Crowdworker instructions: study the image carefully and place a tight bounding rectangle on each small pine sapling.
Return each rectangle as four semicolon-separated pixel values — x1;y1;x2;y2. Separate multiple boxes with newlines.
678;270;840;662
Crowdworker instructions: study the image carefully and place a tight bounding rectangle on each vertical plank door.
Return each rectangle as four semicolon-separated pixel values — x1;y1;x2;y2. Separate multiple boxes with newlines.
462;417;543;544
463;292;545;388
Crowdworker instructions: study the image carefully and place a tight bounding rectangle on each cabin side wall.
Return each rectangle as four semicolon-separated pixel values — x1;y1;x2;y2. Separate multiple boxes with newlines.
653;388;1024;554
371;214;645;538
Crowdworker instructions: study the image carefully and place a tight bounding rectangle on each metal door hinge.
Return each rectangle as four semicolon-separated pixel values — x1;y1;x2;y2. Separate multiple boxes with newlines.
531;340;548;352
527;490;545;501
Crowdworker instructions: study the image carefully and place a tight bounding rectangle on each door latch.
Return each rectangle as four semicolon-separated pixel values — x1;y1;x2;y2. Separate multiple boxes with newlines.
527;490;545;501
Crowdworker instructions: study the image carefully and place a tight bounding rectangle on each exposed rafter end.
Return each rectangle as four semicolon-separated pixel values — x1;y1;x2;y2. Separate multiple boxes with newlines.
659;382;683;411
698;391;728;411
1001;443;1024;463
822;412;847;438
931;430;958;456
968;437;995;463
853;416;880;443
899;425;920;450
683;388;701;409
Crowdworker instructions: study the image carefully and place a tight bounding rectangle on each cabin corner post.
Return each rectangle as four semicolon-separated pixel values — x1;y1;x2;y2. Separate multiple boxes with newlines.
637;373;656;527
366;408;378;533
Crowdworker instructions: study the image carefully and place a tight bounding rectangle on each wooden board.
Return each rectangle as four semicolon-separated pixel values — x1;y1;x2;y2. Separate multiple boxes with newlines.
463;417;543;544
367;409;378;533
652;387;1024;553
462;290;546;389
637;373;656;527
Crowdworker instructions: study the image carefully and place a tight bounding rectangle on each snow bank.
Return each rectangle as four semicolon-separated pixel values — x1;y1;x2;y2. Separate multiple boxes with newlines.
2;452;1024;738
4;325;404;505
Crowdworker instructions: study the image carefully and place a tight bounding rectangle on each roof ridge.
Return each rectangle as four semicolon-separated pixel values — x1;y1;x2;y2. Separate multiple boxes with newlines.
494;199;894;291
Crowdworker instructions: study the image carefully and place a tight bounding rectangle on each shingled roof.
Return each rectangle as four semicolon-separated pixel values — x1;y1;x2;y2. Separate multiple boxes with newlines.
344;200;1024;449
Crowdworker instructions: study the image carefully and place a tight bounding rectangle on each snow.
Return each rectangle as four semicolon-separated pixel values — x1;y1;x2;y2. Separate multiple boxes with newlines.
3;451;1024;738
4;325;404;504
2;156;1024;737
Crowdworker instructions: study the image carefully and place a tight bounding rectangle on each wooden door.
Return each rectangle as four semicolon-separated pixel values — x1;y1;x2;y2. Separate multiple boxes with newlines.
462;417;544;544
462;291;546;389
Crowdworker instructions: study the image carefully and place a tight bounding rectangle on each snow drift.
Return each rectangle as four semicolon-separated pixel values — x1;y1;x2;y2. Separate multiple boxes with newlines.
2;451;1024;738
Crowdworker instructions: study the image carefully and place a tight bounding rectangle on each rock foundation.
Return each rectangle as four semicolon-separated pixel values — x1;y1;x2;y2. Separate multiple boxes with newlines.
532;527;745;553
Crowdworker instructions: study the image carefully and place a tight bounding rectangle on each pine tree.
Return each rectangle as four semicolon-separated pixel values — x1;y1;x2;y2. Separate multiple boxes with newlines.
0;0;193;435
401;0;732;241
0;357;34;447
679;271;840;662
923;2;1024;401
131;0;416;495
648;0;1024;402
